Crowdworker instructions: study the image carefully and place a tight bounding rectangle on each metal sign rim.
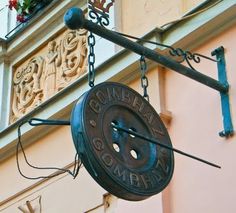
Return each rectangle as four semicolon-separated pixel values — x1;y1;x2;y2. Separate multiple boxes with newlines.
71;82;174;201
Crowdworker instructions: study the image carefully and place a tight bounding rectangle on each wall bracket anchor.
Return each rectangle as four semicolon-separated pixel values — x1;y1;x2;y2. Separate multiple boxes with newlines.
212;46;234;137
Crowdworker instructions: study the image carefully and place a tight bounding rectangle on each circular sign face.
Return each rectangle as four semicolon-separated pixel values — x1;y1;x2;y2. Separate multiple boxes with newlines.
71;82;174;201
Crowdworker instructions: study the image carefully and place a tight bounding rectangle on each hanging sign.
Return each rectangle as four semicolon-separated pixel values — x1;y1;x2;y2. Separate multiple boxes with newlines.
16;2;224;202
70;82;174;201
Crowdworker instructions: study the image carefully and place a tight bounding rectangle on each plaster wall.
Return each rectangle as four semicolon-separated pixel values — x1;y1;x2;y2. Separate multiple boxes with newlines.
0;125;106;212
0;68;166;213
120;0;205;36
164;23;236;213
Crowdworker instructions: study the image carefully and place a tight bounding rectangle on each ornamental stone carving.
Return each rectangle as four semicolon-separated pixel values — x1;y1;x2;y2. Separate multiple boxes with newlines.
10;29;87;123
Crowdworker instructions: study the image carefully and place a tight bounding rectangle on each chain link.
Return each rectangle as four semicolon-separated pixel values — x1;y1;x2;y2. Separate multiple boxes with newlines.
140;55;149;102
88;32;96;87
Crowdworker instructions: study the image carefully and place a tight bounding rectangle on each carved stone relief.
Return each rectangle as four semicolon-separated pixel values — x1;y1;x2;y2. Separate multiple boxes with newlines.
10;29;87;123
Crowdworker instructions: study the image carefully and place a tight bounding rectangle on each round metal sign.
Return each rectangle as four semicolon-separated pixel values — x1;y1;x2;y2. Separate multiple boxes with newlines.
71;82;174;201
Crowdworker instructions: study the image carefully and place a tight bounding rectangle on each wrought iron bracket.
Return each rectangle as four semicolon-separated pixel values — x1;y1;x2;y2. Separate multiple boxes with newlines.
28;118;70;126
64;8;234;138
212;47;234;137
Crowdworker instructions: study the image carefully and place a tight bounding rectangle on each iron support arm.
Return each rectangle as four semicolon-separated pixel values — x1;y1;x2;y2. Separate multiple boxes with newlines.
64;8;228;93
64;8;233;137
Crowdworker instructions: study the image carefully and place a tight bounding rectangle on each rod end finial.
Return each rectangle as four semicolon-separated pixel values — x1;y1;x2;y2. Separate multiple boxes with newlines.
64;7;85;30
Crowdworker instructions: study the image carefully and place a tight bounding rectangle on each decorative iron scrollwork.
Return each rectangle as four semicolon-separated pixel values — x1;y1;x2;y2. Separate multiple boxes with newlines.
88;0;115;27
168;47;219;71
117;32;219;71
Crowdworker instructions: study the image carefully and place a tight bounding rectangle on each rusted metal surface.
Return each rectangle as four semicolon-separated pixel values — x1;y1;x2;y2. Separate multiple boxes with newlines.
70;82;174;201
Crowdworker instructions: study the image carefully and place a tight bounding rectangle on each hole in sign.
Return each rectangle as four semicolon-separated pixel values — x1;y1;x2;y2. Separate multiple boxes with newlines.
130;149;139;159
113;143;120;152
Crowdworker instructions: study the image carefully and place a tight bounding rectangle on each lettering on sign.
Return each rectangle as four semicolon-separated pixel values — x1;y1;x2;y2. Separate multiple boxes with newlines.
113;164;127;182
130;172;141;188
92;138;104;151
141;174;155;189
143;111;154;124
102;153;114;167
79;82;173;199
132;96;145;113
89;99;102;114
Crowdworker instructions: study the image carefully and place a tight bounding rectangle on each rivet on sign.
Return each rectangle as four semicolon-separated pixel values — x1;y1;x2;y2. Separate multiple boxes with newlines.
90;120;97;127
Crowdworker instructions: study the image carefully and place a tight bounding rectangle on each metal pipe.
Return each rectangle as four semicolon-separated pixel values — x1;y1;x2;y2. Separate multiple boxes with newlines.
64;8;228;93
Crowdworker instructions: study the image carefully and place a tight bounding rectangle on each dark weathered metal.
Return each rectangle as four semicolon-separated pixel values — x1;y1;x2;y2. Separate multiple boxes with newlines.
64;8;228;93
84;21;228;93
212;47;234;137
139;55;149;101
88;31;96;87
70;82;174;201
112;123;221;169
28;118;70;126
88;0;115;27
118;32;219;70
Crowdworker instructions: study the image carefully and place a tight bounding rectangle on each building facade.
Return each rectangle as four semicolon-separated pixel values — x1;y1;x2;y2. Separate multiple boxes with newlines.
0;0;236;212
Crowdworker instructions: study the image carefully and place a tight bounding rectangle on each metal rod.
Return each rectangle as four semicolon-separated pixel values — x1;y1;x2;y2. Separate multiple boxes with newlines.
64;8;228;93
111;123;221;169
28;118;70;126
117;32;219;63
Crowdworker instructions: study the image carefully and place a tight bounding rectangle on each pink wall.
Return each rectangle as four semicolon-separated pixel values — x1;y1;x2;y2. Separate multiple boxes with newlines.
165;24;236;213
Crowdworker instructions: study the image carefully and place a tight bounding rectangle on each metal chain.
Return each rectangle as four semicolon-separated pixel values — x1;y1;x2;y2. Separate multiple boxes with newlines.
140;55;149;102
88;31;96;87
